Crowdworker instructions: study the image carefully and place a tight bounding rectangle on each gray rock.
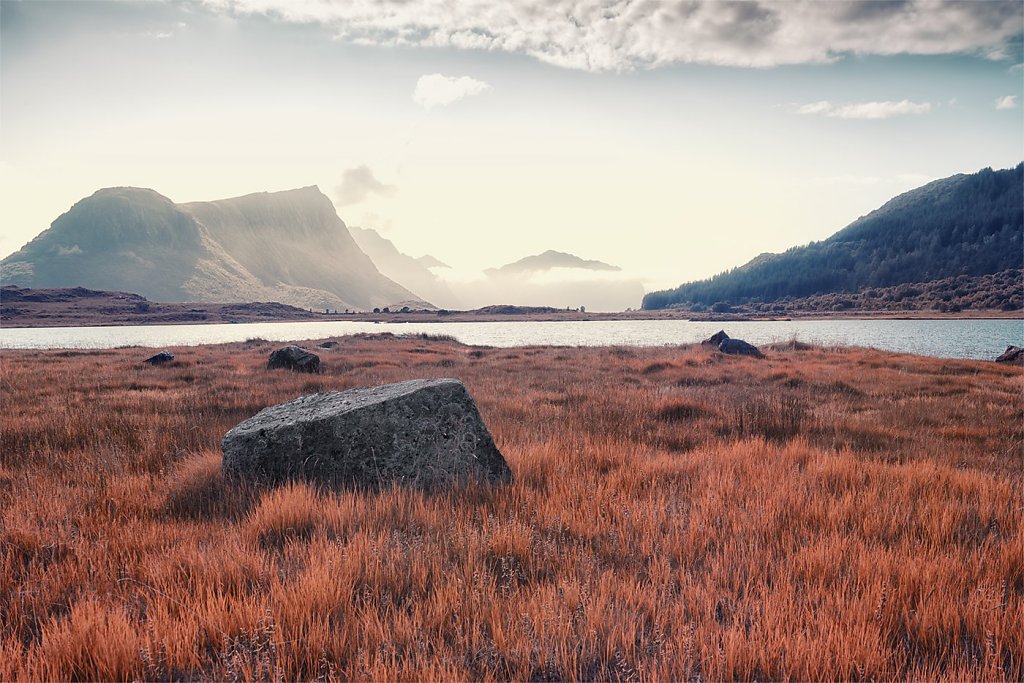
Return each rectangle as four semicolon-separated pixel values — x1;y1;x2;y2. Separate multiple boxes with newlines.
718;338;764;357
702;330;729;346
143;350;174;365
317;340;339;349
995;345;1023;364
222;378;512;490
267;345;320;373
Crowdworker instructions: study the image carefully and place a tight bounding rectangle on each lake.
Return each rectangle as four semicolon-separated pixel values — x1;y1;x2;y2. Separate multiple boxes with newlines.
1;318;1021;360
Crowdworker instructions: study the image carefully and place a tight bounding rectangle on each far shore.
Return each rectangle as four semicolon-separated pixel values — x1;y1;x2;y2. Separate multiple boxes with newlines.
2;305;1022;329
0;305;1019;327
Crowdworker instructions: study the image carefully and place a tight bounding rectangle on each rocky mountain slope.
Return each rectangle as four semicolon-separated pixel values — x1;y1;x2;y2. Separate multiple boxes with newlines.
349;226;457;309
0;186;425;311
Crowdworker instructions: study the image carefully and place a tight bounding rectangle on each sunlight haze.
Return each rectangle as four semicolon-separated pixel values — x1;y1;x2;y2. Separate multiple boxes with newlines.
1;0;1021;297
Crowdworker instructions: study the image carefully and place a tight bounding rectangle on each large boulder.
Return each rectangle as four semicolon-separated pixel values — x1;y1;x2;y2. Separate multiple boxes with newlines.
995;345;1023;365
267;345;320;373
701;330;729;346
718;338;764;357
143;350;174;365
222;378;512;490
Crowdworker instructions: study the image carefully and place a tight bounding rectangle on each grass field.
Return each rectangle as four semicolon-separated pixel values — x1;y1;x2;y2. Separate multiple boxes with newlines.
1;334;1021;680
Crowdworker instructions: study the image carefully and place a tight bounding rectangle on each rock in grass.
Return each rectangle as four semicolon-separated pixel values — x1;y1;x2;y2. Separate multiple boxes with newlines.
718;338;764;357
267;345;320;373
995;345;1023;364
701;330;729;346
143;350;174;365
222;378;512;490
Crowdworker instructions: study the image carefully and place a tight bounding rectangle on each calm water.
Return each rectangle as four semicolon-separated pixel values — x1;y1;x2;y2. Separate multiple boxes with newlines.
1;318;1021;360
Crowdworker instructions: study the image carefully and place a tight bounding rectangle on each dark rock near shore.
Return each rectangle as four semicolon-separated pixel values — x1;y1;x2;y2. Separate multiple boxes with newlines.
221;378;512;490
317;340;339;349
702;330;730;346
995;345;1023;364
143;350;174;365
267;345;320;373
718;338;764;357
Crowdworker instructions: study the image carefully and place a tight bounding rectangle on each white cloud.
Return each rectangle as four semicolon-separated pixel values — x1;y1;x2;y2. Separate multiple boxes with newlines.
334;165;395;206
413;74;490;110
995;95;1018;110
203;0;1023;72
798;99;932;120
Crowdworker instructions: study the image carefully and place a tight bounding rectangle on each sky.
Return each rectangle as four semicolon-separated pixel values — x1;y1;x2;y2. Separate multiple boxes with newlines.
1;0;1022;296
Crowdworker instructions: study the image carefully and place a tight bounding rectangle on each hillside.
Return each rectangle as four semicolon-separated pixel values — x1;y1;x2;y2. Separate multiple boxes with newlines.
643;164;1024;310
0;187;425;311
349;227;457;309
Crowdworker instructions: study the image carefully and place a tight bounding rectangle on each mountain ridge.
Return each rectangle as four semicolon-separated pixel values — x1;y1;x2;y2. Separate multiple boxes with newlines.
643;164;1024;310
0;186;426;311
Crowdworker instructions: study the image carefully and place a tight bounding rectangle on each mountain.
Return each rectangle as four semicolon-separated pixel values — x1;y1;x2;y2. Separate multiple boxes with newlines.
486;250;620;277
416;254;450;269
349;227;457;309
0;186;426;311
643;164;1024;310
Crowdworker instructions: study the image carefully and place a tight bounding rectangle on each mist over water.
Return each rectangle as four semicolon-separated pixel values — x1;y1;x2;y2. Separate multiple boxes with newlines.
2;319;1020;360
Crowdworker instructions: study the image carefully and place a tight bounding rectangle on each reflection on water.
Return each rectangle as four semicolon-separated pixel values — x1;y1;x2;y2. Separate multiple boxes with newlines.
1;318;1021;360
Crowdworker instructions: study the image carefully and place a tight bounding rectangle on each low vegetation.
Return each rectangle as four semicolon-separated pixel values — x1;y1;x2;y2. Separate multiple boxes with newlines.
682;268;1023;315
1;336;1021;680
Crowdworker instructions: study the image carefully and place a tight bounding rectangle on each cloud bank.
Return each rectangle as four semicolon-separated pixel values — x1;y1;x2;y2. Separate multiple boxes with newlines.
334;166;395;206
995;95;1018;109
413;74;491;110
203;0;1023;71
798;99;933;120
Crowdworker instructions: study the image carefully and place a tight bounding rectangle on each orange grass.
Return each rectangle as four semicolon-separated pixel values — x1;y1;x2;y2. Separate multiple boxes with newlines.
1;335;1022;681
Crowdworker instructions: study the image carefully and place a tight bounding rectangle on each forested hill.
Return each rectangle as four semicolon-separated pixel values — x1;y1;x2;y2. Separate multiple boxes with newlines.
642;164;1023;310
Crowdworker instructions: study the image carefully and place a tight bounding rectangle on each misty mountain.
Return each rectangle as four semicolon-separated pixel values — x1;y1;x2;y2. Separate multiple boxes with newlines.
643;164;1024;309
486;250;621;277
0;186;426;311
416;254;451;269
349;226;459;309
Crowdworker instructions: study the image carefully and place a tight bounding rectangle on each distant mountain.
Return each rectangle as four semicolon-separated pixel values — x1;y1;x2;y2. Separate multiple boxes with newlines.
416;254;451;269
643;164;1024;310
0;186;426;311
486;250;621;277
349;227;457;309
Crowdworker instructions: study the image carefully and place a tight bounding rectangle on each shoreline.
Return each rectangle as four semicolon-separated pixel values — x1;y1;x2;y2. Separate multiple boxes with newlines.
3;307;1021;329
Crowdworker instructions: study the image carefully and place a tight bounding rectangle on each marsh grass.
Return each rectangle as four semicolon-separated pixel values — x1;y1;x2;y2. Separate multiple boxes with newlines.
0;337;1021;680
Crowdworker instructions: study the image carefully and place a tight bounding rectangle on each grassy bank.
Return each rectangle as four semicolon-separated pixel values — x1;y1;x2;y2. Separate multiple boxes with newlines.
1;335;1021;680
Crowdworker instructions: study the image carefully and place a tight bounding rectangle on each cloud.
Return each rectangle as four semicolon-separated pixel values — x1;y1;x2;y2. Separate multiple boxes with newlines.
413;74;490;110
202;0;1023;71
334;165;395;206
797;99;932;119
995;95;1018;109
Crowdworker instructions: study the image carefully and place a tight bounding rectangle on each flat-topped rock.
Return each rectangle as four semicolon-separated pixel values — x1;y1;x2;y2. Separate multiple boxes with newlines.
222;378;512;490
267;345;320;373
143;350;174;365
718;338;764;357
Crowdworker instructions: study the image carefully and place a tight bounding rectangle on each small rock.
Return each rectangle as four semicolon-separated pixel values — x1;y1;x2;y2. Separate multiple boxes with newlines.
718;338;764;357
143;350;174;365
702;330;729;346
995;345;1023;365
222;378;512;490
317;340;339;349
267;345;320;373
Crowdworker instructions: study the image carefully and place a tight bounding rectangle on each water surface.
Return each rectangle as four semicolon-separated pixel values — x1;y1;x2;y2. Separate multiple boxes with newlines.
2;318;1021;360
